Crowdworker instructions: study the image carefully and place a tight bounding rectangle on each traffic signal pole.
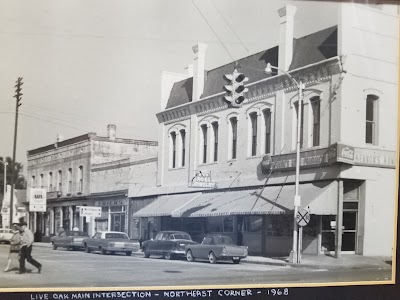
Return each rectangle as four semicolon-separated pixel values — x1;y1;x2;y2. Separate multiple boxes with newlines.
9;77;23;228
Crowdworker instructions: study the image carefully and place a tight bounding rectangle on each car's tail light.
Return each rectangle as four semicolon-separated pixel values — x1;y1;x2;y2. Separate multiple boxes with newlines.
244;247;248;257
222;246;227;254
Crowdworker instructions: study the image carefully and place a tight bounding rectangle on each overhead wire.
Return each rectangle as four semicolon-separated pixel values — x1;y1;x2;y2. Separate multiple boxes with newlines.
191;0;236;63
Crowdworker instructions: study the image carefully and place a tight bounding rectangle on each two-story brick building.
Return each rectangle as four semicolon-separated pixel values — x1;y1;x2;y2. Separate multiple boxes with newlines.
131;3;398;257
27;124;157;238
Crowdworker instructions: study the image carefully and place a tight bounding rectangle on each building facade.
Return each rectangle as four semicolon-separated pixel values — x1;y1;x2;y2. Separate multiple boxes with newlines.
131;3;398;257
27;125;157;238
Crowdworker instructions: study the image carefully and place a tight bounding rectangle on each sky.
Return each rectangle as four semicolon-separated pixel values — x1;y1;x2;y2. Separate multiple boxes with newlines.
0;0;339;170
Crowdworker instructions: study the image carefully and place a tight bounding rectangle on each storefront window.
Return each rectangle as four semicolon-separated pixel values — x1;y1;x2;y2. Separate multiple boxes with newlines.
243;216;262;232
302;215;318;237
266;215;293;237
207;216;233;233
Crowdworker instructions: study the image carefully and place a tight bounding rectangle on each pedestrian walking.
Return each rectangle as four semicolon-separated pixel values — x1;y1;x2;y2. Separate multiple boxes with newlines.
4;223;21;272
17;221;42;274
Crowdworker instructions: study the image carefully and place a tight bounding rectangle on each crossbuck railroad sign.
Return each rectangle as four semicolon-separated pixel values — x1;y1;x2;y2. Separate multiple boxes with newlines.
296;208;310;227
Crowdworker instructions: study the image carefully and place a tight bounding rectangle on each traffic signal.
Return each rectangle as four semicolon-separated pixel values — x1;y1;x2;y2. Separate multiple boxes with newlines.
223;69;249;107
14;77;23;106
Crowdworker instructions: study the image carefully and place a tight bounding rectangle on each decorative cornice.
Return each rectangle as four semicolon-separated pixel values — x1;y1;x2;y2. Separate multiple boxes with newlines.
157;58;342;124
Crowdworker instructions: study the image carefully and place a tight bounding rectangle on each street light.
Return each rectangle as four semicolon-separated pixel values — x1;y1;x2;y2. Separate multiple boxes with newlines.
265;63;304;264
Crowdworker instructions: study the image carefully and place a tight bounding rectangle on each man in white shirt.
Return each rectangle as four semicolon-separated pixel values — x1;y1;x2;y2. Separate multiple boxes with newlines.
18;221;42;274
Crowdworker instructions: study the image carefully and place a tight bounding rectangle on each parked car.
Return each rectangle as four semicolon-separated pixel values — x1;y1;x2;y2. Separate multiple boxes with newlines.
50;230;89;251
0;228;13;244
185;234;248;264
83;231;140;256
141;231;196;260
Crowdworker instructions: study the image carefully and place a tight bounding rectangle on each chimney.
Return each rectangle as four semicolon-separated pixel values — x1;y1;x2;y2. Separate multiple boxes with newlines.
278;5;297;72
186;64;194;77
192;43;207;101
107;124;116;140
57;134;64;143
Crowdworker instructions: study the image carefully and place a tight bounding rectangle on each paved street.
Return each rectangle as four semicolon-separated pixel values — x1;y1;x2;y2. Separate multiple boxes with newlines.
0;244;392;289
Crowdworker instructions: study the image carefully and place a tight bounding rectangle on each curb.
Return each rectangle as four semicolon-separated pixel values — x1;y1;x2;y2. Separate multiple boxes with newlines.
32;244;392;270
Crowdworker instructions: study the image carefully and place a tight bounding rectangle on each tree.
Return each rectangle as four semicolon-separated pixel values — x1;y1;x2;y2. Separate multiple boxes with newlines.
0;156;27;196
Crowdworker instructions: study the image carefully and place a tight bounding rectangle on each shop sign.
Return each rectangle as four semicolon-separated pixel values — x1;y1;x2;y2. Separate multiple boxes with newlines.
29;188;47;212
261;145;337;173
188;171;217;188
46;191;59;200
354;148;396;168
261;143;396;173
78;206;101;217
94;199;127;207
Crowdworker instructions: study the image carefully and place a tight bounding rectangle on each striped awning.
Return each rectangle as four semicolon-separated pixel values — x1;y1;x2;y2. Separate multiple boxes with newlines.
132;192;202;218
171;181;338;218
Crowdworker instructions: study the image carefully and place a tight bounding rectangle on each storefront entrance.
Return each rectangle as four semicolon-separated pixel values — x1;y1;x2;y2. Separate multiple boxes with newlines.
111;212;125;232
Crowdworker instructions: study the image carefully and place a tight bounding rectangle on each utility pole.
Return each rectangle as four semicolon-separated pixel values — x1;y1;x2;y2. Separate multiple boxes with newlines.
9;77;23;228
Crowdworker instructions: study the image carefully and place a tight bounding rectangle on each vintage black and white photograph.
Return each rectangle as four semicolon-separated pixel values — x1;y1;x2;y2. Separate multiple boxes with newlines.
0;0;398;296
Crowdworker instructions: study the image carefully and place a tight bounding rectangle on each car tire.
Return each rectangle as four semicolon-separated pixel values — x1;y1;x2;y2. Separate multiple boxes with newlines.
164;253;173;260
110;251;115;255
208;252;217;264
52;242;57;250
126;251;132;256
85;244;91;253
100;247;107;255
143;248;150;258
232;258;241;264
186;250;194;262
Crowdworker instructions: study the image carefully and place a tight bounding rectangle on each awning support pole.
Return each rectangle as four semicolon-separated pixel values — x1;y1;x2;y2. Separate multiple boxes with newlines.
335;180;343;258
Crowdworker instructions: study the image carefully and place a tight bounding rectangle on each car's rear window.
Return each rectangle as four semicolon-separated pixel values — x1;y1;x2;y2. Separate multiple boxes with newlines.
105;233;128;240
213;236;235;245
172;234;191;240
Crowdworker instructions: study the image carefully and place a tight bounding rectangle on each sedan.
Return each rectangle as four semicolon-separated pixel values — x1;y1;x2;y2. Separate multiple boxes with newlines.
83;231;140;256
142;231;196;260
50;230;89;251
185;234;248;264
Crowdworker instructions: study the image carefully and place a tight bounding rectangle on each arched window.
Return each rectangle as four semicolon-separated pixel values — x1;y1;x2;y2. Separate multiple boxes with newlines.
40;174;44;188
212;122;219;162
31;175;36;188
48;172;53;191
230;117;238;159
294;101;305;149
170;132;177;168
180;130;186;167
366;94;379;145
78;166;83;193
58;170;62;193
311;96;321;147
201;124;208;164
263;109;272;154
67;168;72;193
249;112;258;156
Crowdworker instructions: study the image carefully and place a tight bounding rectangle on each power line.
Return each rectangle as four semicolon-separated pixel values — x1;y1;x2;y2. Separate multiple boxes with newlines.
210;0;249;54
191;0;235;63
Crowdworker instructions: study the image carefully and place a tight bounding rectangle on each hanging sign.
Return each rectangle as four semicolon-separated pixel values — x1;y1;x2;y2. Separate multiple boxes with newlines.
29;188;47;212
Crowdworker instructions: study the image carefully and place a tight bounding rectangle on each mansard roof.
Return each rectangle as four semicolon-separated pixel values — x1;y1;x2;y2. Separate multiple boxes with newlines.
165;26;337;110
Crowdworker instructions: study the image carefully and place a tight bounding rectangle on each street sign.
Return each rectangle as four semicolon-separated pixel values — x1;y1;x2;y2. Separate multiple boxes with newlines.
78;206;101;218
29;188;47;212
296;208;310;227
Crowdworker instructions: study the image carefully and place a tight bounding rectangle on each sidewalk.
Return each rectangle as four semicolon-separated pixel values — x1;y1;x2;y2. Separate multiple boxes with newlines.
33;242;392;270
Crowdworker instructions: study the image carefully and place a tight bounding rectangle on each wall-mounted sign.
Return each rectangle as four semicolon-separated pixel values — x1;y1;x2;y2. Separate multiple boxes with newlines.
94;199;127;207
78;206;101;218
188;171;217;188
29;188;47;212
261;143;396;174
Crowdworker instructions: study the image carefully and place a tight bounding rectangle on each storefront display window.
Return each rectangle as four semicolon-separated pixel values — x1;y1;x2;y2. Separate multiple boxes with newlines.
266;215;293;237
243;216;262;232
207;216;233;233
